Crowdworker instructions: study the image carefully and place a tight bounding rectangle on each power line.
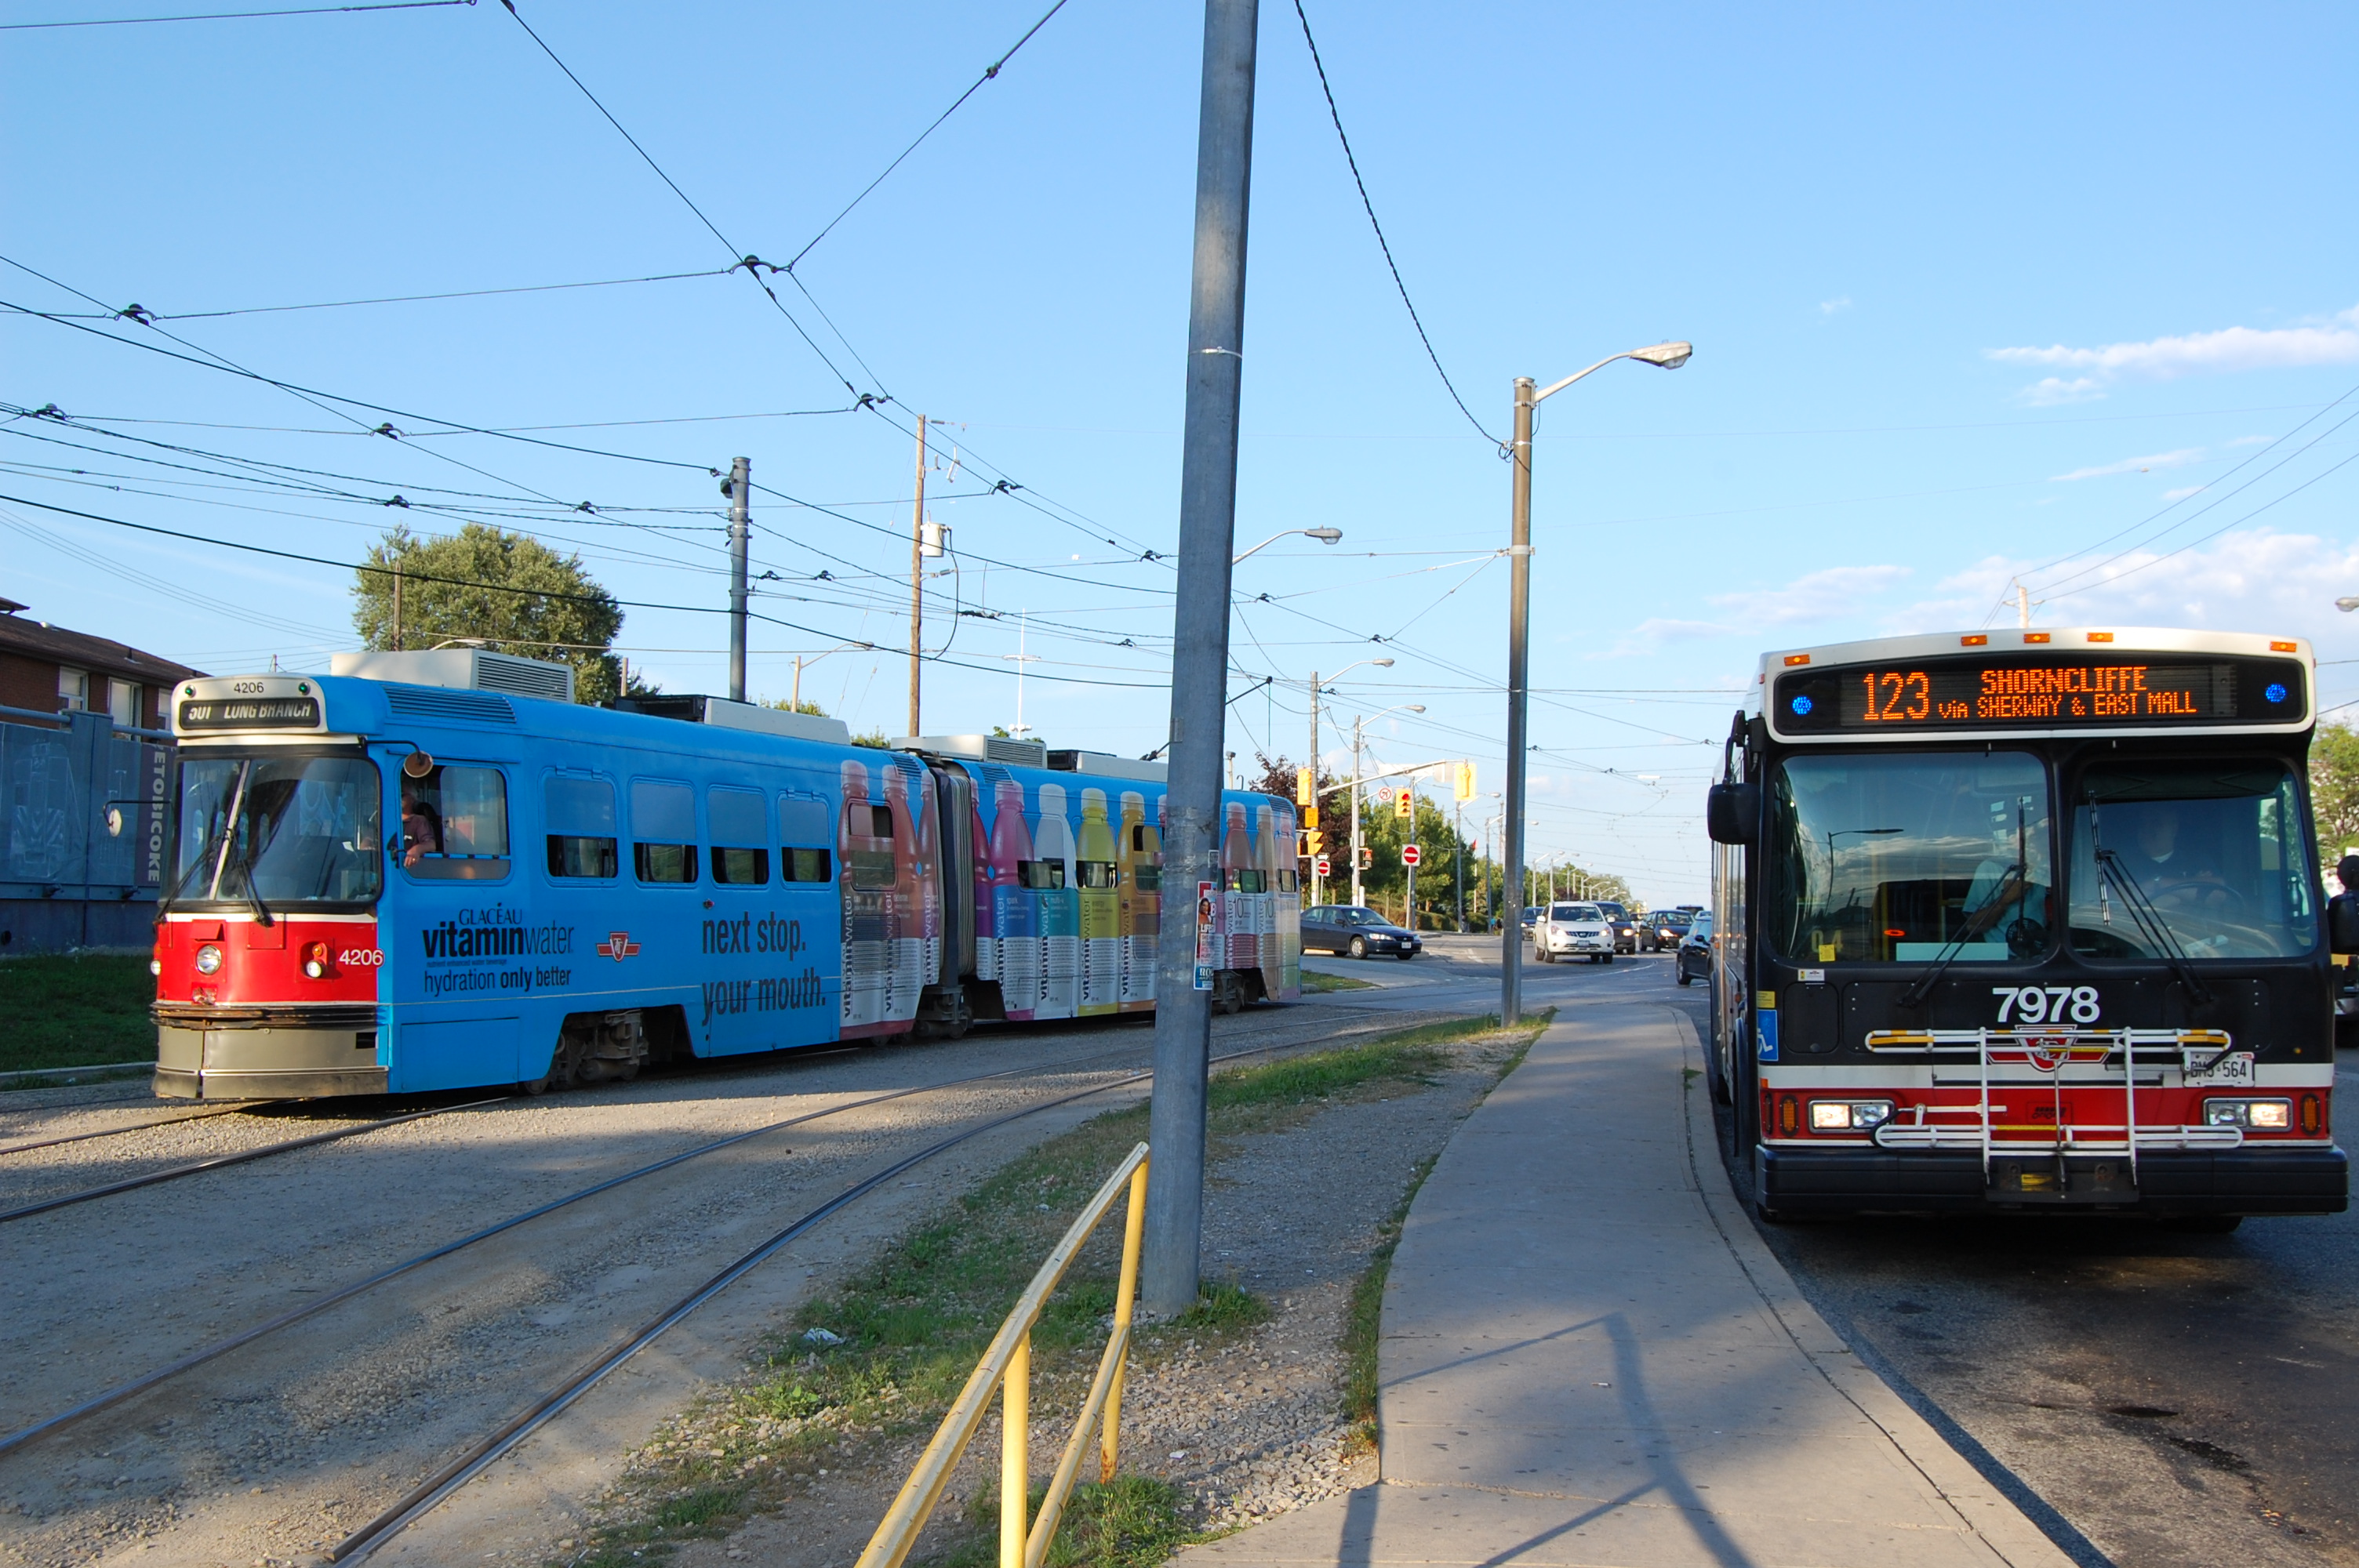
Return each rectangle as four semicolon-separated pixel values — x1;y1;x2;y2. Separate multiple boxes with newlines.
493;0;864;397
783;0;1071;272
1290;0;1499;447
105;267;737;321
2;0;467;29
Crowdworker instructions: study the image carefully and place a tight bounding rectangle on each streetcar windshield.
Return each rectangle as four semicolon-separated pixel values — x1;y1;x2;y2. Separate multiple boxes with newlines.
1768;751;2052;964
172;753;383;909
2067;760;2314;960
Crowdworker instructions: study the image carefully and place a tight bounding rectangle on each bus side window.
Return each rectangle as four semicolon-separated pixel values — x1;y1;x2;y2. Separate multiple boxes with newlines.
631;779;699;884
403;764;511;880
708;786;769;886
779;793;833;884
544;773;618;879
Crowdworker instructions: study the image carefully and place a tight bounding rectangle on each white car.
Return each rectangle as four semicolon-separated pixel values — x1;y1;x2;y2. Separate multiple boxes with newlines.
1534;902;1616;963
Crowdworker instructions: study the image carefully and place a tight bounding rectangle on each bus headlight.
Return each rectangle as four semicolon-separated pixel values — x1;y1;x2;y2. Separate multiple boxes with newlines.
1808;1099;1893;1131
2204;1098;2292;1130
194;943;224;976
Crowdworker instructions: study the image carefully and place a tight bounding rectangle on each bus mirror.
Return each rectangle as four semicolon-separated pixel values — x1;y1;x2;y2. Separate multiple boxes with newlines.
1706;782;1758;845
2332;897;2359;955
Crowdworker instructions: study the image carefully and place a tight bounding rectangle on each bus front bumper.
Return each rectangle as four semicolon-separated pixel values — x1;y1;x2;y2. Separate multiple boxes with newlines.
1756;1143;2349;1217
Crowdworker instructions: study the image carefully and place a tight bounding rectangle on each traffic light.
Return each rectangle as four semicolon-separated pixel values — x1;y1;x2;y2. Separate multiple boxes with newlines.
1395;788;1412;820
1303;803;1319;829
1456;760;1477;801
1296;765;1314;806
1358;845;1373;870
1304;829;1325;855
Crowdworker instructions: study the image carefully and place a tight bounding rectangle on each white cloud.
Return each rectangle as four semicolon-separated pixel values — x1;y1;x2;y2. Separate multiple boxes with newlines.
2021;376;2106;406
1990;306;2359;402
2050;447;2205;482
2229;434;2274;447
1710;564;1911;626
1903;531;2359;641
2159;485;2204;503
1818;296;1852;316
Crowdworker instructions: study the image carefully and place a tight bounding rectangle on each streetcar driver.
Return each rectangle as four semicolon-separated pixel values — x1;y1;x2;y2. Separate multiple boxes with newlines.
400;786;443;869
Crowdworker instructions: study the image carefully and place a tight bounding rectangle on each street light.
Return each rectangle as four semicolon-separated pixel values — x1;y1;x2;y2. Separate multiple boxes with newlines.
1234;526;1344;564
1303;656;1392;905
1350;702;1426;909
1501;343;1692;1025
791;641;874;711
2338;597;2359;612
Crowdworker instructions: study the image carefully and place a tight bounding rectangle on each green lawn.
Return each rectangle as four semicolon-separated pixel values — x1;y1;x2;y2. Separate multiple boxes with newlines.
0;953;157;1073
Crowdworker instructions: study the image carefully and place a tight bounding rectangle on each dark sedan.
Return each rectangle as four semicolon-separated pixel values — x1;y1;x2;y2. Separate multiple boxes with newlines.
1646;911;1692;952
1301;905;1423;960
1674;911;1714;985
1594;900;1641;954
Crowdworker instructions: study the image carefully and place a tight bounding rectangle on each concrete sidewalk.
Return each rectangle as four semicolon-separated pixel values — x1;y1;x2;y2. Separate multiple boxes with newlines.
1171;1005;2076;1568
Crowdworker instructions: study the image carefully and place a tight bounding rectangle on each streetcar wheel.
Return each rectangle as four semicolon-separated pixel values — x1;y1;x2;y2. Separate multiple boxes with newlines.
1217;972;1246;1015
1349;936;1368;960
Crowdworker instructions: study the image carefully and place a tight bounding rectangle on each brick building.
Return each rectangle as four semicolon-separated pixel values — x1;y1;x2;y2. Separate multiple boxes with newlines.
0;596;200;730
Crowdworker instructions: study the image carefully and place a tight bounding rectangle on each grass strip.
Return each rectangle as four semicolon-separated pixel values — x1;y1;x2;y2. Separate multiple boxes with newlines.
1298;970;1375;993
572;1012;1496;1567
0;954;156;1073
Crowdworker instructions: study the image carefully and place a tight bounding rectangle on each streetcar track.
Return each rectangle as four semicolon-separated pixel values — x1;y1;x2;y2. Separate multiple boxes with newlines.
329;1026;1361;1563
0;1004;1448;1468
0;1102;264;1158
0;1096;510;1225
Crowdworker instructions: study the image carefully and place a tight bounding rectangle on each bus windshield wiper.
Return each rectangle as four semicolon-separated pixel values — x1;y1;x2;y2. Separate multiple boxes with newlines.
1900;865;2027;1007
2087;796;2209;1006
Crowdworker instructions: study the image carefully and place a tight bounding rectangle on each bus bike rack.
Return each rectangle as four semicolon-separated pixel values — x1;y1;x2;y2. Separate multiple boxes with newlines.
1856;1026;2246;1187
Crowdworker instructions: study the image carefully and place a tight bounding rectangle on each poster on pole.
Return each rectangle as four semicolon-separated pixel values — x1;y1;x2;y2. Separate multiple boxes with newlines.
1193;877;1216;990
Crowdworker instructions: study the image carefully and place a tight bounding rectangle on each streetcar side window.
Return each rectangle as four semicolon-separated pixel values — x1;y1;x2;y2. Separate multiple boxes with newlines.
778;793;832;884
630;779;699;884
543;773;618;879
402;764;510;880
707;786;769;886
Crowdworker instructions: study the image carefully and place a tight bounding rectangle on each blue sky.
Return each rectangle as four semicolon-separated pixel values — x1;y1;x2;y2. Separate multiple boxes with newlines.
5;0;2355;906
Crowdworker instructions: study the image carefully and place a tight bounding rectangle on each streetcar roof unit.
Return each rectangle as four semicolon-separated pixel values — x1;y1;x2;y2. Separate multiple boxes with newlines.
1754;625;2313;745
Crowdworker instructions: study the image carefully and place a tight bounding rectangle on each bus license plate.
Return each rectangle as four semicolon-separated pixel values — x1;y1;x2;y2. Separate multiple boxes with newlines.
2184;1050;2255;1087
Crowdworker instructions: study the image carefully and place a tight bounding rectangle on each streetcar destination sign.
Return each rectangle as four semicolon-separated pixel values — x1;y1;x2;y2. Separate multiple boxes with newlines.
178;695;322;731
1773;652;2306;737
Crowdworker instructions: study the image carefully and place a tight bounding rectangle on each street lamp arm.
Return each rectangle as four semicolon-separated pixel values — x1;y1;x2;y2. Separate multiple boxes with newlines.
1234;526;1346;564
1531;342;1692;405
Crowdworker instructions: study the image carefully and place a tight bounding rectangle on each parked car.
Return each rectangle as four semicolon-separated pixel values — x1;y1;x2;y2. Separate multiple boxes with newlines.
1647;910;1692;952
1593;900;1641;954
1300;904;1423;960
1674;910;1714;985
1534;902;1616;964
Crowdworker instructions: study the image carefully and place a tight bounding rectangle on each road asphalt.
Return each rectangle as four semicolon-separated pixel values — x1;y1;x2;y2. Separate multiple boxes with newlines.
1171;994;2077;1567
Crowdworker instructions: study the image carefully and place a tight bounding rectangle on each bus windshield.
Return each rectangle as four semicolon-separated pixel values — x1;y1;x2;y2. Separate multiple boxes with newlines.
1768;751;2052;964
2068;760;2315;960
173;753;383;909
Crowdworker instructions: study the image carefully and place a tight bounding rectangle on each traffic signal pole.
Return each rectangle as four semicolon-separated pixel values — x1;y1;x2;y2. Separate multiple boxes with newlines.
1307;670;1321;906
1143;0;1259;1321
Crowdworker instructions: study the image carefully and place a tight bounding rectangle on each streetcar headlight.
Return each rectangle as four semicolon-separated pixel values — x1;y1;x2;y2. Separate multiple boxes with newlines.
193;943;223;976
1808;1098;1893;1131
302;941;331;979
149;958;162;977
2203;1098;2292;1130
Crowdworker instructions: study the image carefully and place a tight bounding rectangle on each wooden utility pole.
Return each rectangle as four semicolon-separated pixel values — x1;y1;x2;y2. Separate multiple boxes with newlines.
908;416;929;736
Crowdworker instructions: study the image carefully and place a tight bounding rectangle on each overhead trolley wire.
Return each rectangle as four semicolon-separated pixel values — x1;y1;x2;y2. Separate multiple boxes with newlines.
75;266;741;322
1290;0;1499;448
2;0;467;28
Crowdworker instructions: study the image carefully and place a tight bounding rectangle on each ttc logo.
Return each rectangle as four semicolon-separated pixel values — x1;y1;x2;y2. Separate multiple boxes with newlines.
596;931;642;962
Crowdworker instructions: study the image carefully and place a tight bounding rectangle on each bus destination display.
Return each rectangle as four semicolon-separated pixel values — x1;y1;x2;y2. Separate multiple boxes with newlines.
1772;653;2306;736
178;695;322;731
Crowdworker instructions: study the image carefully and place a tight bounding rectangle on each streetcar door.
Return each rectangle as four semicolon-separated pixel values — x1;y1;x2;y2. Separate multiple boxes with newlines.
386;753;525;1090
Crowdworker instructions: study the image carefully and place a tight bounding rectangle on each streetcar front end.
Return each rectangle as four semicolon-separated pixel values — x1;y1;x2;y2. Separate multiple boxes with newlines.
154;676;387;1099
1711;626;2348;1221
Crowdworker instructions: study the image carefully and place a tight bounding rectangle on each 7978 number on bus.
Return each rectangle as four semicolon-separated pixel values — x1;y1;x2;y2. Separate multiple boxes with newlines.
1993;985;2101;1025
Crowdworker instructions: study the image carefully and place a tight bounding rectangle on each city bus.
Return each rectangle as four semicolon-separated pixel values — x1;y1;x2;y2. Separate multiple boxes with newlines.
1704;626;2348;1225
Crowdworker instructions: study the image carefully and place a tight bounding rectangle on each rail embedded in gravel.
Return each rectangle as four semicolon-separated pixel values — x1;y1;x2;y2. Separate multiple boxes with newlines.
0;1096;509;1225
327;1026;1366;1564
0;1014;1434;1460
0;1102;261;1158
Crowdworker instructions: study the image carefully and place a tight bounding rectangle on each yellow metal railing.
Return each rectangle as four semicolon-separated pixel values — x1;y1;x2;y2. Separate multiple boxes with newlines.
855;1142;1150;1568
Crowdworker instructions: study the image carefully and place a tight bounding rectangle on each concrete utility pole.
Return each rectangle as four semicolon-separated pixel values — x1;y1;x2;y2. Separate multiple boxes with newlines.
1502;378;1536;1025
1349;716;1365;908
908;419;929;736
1454;797;1465;931
1143;0;1258;1320
726;457;751;702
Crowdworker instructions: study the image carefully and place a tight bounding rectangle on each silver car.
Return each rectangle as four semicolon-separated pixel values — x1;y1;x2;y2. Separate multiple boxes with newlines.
1534;902;1616;963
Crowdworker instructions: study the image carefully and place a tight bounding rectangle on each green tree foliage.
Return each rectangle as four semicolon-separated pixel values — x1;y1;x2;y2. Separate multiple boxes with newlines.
2310;720;2359;872
766;697;830;717
351;524;626;704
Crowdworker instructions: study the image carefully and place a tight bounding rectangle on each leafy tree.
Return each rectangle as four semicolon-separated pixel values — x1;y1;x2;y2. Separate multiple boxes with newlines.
767;697;830;717
2310;720;2359;873
351;523;626;704
851;728;891;749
